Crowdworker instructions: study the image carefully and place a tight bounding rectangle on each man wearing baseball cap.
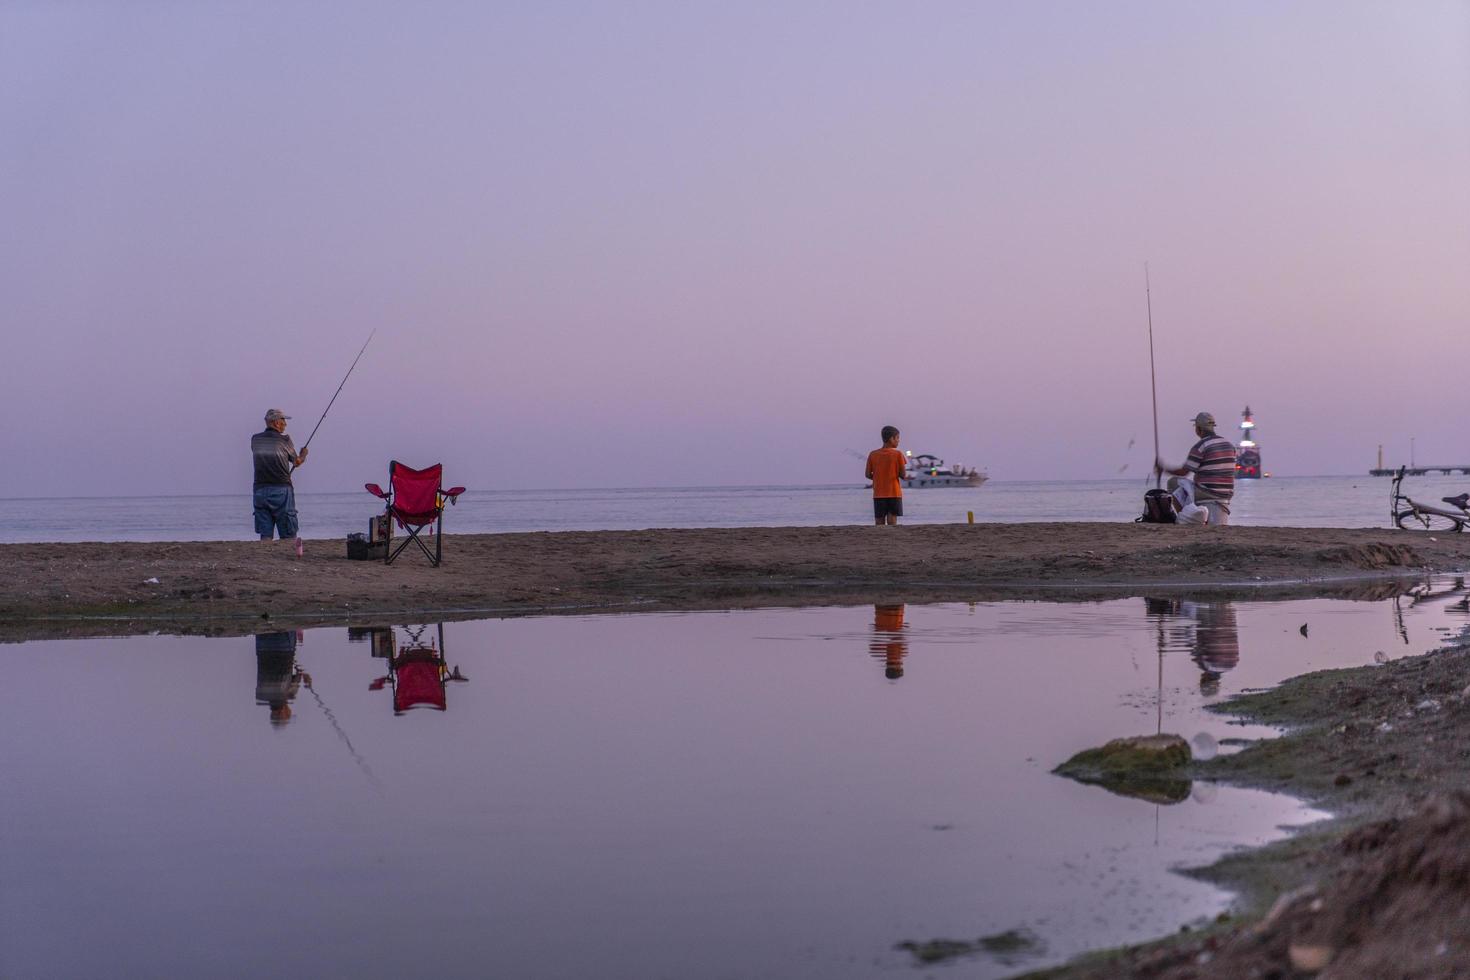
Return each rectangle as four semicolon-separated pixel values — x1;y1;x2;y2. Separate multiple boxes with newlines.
1156;411;1239;525
251;408;309;540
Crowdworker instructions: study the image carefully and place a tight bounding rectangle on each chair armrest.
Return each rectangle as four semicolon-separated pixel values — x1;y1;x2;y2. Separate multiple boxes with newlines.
365;483;388;498
444;487;466;498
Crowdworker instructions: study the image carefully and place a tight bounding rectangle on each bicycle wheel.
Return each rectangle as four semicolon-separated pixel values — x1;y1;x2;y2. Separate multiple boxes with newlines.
1395;509;1465;532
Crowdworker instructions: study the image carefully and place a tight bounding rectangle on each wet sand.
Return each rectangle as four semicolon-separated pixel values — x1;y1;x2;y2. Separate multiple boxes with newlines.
1036;636;1470;980
2;522;1467;640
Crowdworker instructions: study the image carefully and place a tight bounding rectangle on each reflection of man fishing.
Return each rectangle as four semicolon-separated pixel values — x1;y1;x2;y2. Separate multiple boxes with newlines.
870;604;908;679
255;631;311;726
1189;602;1239;694
1141;599;1240;695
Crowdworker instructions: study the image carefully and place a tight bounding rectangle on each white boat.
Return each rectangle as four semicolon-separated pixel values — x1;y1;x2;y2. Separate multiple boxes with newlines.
902;453;987;488
859;451;987;489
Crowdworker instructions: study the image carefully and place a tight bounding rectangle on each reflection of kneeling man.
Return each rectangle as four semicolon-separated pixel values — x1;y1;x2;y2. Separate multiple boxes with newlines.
255;631;311;726
1187;602;1239;695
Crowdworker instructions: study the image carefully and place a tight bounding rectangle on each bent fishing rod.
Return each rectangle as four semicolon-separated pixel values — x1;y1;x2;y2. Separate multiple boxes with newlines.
299;329;375;454
305;677;385;796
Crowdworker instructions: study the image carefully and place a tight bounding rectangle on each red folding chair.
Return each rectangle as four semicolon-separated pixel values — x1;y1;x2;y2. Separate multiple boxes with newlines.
365;461;465;566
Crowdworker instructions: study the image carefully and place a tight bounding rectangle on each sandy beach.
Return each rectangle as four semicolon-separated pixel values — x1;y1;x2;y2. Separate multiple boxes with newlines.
2;522;1467;640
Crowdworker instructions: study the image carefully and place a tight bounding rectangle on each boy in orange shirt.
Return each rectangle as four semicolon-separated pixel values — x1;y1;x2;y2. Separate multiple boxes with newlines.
865;426;907;526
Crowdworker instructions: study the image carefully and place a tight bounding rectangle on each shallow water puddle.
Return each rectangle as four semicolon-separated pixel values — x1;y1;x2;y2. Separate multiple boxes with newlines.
2;578;1466;978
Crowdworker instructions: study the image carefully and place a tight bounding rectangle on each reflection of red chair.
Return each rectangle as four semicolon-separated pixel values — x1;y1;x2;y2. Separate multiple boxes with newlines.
387;649;448;712
365;461;465;566
367;624;470;715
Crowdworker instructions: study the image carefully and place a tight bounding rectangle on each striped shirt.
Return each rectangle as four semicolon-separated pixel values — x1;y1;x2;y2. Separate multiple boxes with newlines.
1185;434;1238;502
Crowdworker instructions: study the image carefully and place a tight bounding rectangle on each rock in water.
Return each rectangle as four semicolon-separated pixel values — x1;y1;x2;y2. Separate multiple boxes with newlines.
1053;734;1193;804
1057;734;1192;773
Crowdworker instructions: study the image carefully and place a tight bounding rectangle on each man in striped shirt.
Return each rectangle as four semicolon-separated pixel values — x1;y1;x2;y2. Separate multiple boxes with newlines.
1157;412;1238;525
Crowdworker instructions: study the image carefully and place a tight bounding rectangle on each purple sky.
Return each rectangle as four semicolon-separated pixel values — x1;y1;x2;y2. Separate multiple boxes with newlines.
3;2;1467;495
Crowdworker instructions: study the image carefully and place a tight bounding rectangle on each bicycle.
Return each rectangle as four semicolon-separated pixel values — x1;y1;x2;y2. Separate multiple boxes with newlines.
1390;466;1470;532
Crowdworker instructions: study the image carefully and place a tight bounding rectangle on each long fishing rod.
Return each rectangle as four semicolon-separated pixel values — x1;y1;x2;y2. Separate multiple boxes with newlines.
300;329;376;453
1145;263;1161;489
305;680;385;796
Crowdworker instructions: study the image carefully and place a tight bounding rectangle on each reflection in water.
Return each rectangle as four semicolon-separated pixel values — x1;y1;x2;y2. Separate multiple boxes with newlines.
355;624;469;714
257;630;382;788
1394;577;1470;644
1142;599;1240;696
254;631;310;726
869;604;908;679
19;593;1455;980
1063;600;1242;806
1190;603;1240;696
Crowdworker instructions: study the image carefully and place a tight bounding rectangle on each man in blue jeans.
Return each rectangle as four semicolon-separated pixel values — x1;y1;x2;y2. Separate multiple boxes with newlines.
251;408;309;540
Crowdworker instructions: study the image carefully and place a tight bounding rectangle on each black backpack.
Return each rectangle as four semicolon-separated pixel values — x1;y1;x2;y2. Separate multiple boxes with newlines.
1136;488;1177;524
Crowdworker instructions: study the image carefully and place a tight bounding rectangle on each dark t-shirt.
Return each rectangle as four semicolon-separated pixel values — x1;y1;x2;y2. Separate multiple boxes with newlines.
251;429;297;486
254;632;300;704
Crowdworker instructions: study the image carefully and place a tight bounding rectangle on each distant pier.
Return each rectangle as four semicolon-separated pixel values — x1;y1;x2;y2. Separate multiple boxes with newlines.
1370;466;1470;476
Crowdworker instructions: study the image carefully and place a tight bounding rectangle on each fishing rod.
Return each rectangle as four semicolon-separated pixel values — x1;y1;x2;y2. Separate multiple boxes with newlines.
305;679;385;796
299;329;376;454
1145;263;1161;489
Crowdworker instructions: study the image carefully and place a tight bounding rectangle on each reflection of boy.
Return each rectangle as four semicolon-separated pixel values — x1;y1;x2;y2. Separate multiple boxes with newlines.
870;603;908;678
865;426;906;526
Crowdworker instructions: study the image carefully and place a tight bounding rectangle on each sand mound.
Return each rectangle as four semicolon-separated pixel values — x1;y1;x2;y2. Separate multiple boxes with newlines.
1313;542;1422;570
1262;792;1470;977
1088;792;1470;978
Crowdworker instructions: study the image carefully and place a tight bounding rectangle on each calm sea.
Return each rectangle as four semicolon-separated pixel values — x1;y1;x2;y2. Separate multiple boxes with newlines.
0;473;1460;543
